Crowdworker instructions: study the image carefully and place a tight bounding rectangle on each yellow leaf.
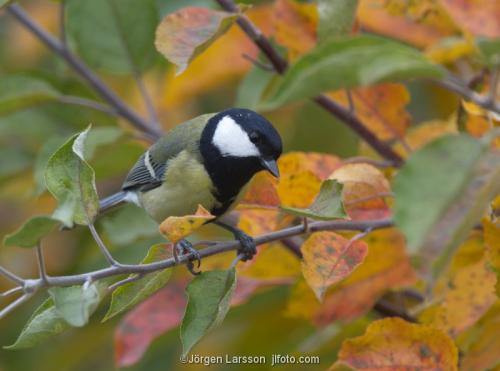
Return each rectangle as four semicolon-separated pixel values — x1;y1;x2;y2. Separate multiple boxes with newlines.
302;232;369;301
358;0;457;48
457;301;500;371
426;36;476;64
331;318;458;371
484;217;500;271
330;163;392;221
419;235;497;337
158;205;215;242
277;152;341;208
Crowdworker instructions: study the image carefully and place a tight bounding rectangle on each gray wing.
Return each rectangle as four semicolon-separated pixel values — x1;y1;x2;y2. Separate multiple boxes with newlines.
122;151;166;192
121;113;213;193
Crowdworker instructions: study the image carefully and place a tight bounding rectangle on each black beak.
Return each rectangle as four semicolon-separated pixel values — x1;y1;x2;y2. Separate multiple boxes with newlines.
260;158;280;178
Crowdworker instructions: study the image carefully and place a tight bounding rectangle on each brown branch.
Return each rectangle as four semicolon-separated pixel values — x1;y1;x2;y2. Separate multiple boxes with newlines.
7;4;162;141
215;0;404;166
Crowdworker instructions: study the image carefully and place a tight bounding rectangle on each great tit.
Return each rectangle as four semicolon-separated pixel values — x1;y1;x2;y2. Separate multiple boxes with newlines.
99;108;282;270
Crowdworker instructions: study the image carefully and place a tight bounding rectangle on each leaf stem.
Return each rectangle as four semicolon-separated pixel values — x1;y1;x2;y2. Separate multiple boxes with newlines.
0;266;24;286
36;242;49;285
0;293;34;321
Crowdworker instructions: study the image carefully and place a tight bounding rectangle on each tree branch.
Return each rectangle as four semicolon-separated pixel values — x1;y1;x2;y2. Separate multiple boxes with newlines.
6;4;162;141
215;0;404;166
433;75;500;115
57;96;119;116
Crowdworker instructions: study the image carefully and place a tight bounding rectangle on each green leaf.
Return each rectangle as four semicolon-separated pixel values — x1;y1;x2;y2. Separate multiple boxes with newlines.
235;64;274;110
394;134;500;276
3;216;60;248
261;35;445;110
181;269;237;356
66;0;158;74
281;180;347;220
0;75;60;116
44;126;99;227
4;298;69;350
103;243;172;321
317;0;359;42
49;282;106;327
155;7;237;74
33;136;66;196
101;204;159;246
476;37;500;67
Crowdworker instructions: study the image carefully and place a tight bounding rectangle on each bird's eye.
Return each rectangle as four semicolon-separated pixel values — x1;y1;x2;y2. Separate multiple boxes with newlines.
249;132;261;143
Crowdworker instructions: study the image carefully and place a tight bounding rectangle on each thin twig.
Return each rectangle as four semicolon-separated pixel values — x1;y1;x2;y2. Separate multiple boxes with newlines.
88;223;121;267
230;254;245;269
7;4;161;140
242;53;274;72
0;266;24;286
108;273;144;292
0;293;34;321
36;242;49;285
57;96;119;116
433;76;500;115
345;89;355;114
0;286;23;298
134;74;160;129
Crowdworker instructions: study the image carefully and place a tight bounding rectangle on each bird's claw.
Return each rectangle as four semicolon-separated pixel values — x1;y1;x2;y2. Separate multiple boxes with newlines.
176;240;201;275
235;231;257;262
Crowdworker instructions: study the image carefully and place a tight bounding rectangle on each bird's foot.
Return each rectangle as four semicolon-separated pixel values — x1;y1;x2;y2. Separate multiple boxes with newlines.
234;230;257;262
175;239;201;275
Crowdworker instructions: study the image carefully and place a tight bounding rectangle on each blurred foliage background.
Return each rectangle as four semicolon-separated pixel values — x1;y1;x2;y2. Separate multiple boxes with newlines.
0;0;495;370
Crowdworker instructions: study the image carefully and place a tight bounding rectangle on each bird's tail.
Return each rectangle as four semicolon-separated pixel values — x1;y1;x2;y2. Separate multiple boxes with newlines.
99;191;128;214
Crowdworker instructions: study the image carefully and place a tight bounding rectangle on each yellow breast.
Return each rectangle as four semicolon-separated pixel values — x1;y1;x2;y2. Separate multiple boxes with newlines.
138;150;220;223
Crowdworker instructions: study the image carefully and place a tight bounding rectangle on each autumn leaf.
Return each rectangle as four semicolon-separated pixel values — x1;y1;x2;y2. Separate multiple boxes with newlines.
159;205;215;242
161;5;274;108
330;163;392;221
155;7;237;74
457;301;500;371
114;281;187;368
328;83;411;143
273;0;317;59
239;171;280;208
113;276;288;367
439;0;500;37
286;229;416;324
358;0;457;48
301;232;368;301
331;318;458;371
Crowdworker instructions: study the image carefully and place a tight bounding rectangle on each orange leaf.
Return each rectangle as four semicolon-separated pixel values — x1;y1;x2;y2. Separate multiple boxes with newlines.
239;172;280;208
161;5;274;108
301;232;368;301
331;318;458;371
277;152;342;208
358;0;457;48
158;205;215;242
439;0;500;37
155;7;237;74
286;229;416;324
273;0;317;59
328;83;411;143
329;163;392;221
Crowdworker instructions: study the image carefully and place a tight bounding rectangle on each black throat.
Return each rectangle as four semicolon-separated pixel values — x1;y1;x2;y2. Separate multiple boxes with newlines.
200;119;261;216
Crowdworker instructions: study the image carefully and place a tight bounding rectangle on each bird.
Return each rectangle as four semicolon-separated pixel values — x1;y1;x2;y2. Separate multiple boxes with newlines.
99;108;282;273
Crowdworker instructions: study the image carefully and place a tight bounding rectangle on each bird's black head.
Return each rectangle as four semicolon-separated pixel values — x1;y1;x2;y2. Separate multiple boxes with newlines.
200;108;283;215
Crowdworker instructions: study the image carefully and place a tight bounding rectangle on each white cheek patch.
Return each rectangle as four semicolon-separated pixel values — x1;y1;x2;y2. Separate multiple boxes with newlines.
212;115;260;157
